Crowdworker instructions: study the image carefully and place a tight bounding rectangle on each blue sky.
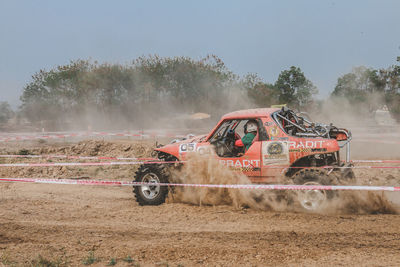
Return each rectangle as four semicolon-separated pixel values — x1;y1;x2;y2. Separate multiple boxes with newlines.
1;0;399;107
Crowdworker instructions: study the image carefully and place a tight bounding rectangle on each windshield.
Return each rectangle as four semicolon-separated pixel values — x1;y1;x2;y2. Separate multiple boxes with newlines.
209;120;236;143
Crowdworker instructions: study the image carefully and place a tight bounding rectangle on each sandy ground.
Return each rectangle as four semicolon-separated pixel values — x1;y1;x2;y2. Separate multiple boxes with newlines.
0;139;399;266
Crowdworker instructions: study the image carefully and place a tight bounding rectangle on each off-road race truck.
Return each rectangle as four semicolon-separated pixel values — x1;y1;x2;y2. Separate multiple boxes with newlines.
133;107;354;210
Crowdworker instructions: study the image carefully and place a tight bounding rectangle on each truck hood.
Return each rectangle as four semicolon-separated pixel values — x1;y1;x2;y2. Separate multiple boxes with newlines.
154;134;207;159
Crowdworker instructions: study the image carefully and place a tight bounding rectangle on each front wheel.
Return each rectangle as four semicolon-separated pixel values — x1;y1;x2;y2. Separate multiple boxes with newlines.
133;164;170;206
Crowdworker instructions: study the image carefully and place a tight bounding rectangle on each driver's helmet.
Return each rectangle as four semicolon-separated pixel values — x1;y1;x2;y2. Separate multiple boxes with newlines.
245;121;258;134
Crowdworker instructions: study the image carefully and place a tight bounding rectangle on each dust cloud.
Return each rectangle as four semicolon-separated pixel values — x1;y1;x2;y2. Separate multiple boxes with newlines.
169;152;399;214
304;95;400;160
25;83;254;134
309;96;394;128
329;191;398;214
169;152;295;211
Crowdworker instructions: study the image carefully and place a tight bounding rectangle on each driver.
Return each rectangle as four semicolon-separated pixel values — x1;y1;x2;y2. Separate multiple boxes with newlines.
235;120;258;151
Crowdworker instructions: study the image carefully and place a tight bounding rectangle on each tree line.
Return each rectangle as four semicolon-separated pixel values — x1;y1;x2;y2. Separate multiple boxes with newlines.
1;54;399;130
331;60;400;120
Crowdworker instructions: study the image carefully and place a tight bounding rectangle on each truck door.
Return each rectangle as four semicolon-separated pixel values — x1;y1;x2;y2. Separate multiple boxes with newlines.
260;118;290;181
218;141;262;177
209;119;263;177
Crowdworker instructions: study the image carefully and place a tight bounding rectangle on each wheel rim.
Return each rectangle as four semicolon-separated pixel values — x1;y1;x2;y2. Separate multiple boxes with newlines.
140;173;161;200
298;181;327;210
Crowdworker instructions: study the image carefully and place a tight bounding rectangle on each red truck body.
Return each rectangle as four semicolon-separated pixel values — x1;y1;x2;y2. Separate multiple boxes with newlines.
153;108;351;183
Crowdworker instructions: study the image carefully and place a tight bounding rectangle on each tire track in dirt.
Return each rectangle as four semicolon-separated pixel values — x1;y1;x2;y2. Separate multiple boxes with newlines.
2;219;400;266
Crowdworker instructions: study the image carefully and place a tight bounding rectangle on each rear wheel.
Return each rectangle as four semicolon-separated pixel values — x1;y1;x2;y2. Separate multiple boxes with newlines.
331;168;355;184
133;164;170;206
293;168;335;211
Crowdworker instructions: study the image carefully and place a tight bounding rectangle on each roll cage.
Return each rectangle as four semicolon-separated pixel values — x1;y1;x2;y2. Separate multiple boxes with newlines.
272;107;352;162
272;107;351;141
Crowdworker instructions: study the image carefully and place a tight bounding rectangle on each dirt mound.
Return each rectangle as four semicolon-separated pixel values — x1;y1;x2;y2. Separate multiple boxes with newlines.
0;140;154;179
33;140;154;158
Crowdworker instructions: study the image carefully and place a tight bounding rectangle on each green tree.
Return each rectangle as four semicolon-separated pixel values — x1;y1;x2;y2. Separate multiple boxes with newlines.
331;66;386;113
381;57;400;121
131;55;237;112
243;73;278;107
19;55;241;129
20;59;91;125
275;66;318;109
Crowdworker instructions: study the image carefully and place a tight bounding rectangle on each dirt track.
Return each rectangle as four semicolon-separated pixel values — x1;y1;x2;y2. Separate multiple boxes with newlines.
1;140;400;266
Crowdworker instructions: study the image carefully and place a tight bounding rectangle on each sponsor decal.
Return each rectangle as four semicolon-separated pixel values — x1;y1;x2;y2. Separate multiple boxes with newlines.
289;148;311;153
180;144;212;154
229;167;261;172
267;142;283;155
219;159;261;168
179;143;197;153
268;126;279;137
196;146;211;155
288;140;324;149
312;148;327;152
289;148;327;153
290;147;327;153
264;121;274;126
262;141;289;166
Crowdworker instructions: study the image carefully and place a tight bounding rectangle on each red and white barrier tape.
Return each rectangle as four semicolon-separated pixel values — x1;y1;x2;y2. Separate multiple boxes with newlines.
0;154;156;161
0;177;399;192
326;166;400;169
1;130;400;145
0;131;188;142
0;161;398;168
0;160;179;167
351;160;400;163
1;154;400;165
2;154;400;165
